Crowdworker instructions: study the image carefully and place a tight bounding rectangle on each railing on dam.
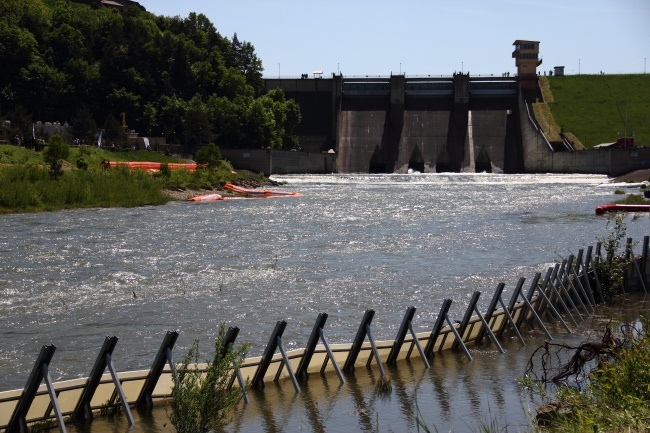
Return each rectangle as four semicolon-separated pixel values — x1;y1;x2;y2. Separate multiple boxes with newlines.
1;236;648;433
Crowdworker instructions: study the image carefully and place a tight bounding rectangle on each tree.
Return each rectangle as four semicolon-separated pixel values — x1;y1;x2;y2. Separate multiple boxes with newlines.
70;106;97;145
102;113;126;147
43;134;69;179
194;142;222;169
230;33;264;95
184;95;212;149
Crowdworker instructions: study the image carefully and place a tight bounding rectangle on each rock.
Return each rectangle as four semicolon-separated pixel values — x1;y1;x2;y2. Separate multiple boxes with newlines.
536;400;573;426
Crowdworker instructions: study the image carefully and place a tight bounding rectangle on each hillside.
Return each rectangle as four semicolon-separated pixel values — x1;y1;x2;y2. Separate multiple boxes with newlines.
540;74;650;148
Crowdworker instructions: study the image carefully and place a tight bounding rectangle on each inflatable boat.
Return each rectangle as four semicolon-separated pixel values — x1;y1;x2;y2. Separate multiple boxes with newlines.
223;183;303;197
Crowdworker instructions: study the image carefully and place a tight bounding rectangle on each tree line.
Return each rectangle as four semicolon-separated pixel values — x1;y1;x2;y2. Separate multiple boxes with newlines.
0;0;301;152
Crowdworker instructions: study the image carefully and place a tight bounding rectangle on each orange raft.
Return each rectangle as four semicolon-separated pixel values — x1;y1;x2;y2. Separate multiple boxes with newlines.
188;184;303;202
595;204;650;215
188;193;223;202
223;183;304;198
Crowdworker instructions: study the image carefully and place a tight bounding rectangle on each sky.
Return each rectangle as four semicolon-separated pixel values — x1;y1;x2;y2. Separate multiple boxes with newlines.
136;0;650;78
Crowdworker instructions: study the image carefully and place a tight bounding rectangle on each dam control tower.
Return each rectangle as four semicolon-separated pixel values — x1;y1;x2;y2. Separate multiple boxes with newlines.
512;40;542;90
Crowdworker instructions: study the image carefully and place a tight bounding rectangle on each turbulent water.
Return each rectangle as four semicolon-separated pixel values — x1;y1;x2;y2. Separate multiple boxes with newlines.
1;173;648;431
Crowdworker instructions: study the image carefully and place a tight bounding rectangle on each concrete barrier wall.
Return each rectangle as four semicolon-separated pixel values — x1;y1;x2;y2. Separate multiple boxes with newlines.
221;149;336;176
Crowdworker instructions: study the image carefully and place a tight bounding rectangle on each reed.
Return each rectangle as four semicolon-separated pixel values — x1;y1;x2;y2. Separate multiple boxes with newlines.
0;164;171;213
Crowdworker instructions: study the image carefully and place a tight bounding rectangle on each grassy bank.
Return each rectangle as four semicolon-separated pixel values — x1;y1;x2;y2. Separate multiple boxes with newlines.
542;74;650;148
0;145;265;213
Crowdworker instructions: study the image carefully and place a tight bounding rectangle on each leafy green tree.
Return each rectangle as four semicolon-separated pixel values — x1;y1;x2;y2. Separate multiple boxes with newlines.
230;33;264;95
263;88;302;149
195;142;222;169
70;106;97;145
184;95;213;149
43;134;69;179
8;105;33;139
102;113;126;147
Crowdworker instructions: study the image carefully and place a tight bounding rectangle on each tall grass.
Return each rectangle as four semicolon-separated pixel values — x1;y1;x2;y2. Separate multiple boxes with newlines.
0;164;171;213
0;144;269;213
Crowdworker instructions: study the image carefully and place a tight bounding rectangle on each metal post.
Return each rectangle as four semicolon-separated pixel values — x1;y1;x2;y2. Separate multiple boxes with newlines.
365;325;387;378
548;265;578;327
498;278;526;337
424;299;452;358
445;314;472;361
496;296;526;346
586;245;604;302
513;282;554;340
42;363;66;433
387;307;416;365
220;327;248;403
296;313;328;379
516;275;540;329
641;236;650;286
453;291;481;351
555;262;585;320
136;331;179;408
568;255;593;312
252;321;286;388
406;321;430;368
627;237;648;294
105;353;135;426
276;337;300;393
7;345;66;433
570;266;595;311
576;249;597;306
531;269;573;334
478;283;506;344
566;255;594;313
343;310;375;372
472;303;504;353
74;336;134;425
319;328;345;383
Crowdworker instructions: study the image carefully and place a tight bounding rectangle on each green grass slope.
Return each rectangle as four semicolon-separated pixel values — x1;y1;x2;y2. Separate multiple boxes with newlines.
546;74;650;148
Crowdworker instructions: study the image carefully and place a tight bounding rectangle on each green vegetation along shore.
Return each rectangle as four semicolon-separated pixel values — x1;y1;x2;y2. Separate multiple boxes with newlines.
0;144;267;214
537;74;650;148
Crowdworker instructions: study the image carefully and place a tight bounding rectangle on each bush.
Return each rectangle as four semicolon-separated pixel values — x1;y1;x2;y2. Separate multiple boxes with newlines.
43;135;69;179
194;142;222;169
169;324;249;433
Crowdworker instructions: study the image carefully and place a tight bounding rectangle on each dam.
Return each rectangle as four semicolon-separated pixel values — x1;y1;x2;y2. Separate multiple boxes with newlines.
221;72;649;176
264;73;522;174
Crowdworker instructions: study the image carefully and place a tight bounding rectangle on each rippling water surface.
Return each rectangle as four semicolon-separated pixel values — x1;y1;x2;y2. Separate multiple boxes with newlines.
1;173;648;431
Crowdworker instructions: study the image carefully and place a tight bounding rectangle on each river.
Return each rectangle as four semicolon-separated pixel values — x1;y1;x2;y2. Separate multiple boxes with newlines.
0;173;648;432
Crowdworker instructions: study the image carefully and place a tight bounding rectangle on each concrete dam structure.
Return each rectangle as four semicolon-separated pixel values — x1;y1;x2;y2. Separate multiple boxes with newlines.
220;74;650;176
264;74;522;174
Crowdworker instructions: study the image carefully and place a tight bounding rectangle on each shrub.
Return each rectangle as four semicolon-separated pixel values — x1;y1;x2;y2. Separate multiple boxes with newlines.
43;135;70;179
169;324;249;433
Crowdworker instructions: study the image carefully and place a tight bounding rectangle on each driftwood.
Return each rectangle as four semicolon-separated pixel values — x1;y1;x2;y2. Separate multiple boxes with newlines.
524;320;622;386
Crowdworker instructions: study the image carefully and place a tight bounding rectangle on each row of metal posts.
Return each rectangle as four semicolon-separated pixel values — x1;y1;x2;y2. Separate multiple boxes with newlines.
5;236;648;433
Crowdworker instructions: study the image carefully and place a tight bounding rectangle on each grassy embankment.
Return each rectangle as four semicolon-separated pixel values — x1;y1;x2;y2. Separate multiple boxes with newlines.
534;74;650;149
535;74;650;204
0;145;264;213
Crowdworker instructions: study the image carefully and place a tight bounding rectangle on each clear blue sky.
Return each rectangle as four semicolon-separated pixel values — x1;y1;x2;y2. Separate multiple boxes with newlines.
137;0;650;78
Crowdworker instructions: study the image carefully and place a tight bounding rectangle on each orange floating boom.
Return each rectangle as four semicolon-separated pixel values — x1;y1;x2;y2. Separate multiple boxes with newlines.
108;161;204;171
595;204;650;215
